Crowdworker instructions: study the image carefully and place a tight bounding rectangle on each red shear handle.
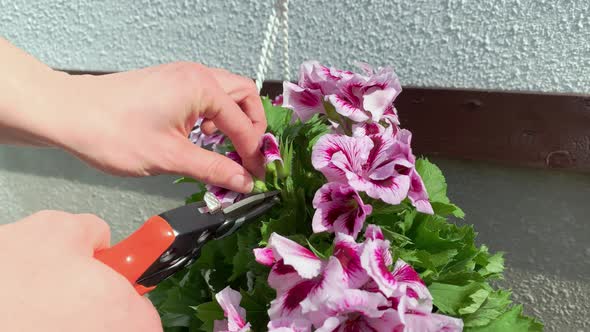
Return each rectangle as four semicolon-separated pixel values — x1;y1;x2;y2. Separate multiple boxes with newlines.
94;215;176;295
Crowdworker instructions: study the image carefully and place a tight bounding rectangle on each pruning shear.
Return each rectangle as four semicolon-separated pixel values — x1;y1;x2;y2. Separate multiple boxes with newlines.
94;190;280;295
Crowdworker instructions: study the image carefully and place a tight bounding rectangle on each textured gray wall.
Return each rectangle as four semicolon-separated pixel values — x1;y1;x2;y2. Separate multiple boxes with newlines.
1;0;589;93
1;1;589;331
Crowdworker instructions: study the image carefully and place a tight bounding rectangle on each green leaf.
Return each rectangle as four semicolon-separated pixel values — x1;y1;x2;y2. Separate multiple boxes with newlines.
193;235;238;293
415;158;450;204
240;284;273;331
278;140;294;179
463;289;512;327
185;192;206;205
260;217;293;244
431;201;466;219
398;209;418;234
459;288;491;315
306;239;326;259
411;214;475;252
262;96;293;136
173;176;199;184
230;223;261;281
466;305;543;332
306;120;331;151
415;249;458;273
429;282;487;316
149;268;210;330
194;301;224;331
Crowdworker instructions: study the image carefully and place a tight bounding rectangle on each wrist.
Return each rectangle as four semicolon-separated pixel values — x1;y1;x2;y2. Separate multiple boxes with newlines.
0;65;74;148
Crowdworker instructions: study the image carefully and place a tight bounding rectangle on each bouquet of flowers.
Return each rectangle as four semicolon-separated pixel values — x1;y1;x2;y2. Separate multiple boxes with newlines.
150;61;544;332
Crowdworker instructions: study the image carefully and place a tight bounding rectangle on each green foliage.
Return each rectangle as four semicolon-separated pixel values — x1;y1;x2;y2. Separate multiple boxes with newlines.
415;158;465;218
149;98;543;331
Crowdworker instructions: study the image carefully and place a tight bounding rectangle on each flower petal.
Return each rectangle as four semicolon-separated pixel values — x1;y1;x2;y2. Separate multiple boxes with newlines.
272;94;284;106
427;313;464;332
408;169;434;215
392;260;432;302
282;81;325;122
214;287;250;332
363;309;403;331
261;133;283;165
362;173;411;206
190;118;227;151
398;296;463;332
268;259;302;294
367;65;402;101
311;134;371;183
362;87;397;122
299;60;354;95
253;247;275;266
333;233;369;288
364;224;385;241
352;121;385;138
364;130;396;178
328;93;370;122
312;183;372;238
298;257;347;314
312;289;391;332
205;184;242;208
360;236;396;297
269;258;345;320
327;289;389;318
268;318;313;332
269;233;322;279
315;317;344;332
382;105;400;126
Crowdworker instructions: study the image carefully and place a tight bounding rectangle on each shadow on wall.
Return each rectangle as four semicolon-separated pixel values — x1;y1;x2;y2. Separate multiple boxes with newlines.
0;145;194;199
1;145;589;283
433;158;590;283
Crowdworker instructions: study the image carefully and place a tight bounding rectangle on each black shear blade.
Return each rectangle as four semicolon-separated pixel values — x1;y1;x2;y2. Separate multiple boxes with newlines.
214;190;281;239
136;190;280;287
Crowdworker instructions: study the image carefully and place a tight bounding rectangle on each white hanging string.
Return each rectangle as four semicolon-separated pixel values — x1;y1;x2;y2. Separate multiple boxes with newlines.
255;0;290;93
279;0;290;82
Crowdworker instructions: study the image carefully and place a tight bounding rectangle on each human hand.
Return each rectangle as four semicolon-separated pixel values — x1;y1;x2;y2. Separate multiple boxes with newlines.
0;210;162;332
51;62;266;193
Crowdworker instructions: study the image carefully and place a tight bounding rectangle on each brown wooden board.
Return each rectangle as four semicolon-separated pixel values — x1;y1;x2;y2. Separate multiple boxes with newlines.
61;70;590;173
261;81;590;173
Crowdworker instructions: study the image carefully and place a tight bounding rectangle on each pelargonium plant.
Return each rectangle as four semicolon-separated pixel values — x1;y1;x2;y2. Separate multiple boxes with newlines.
149;61;544;332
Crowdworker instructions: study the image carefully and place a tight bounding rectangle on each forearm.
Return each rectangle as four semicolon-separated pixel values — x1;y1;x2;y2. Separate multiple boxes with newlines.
0;37;71;147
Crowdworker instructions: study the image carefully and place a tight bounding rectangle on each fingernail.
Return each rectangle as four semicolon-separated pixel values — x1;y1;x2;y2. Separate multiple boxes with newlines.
230;173;254;192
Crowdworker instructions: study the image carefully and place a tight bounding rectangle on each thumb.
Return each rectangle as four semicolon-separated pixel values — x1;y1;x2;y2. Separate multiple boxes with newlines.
73;213;111;254
171;139;254;193
20;210;111;255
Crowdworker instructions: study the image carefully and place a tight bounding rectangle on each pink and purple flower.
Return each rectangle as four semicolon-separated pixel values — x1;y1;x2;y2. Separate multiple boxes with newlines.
203;133;283;212
312;183;372;238
254;225;462;331
203;151;245;211
283;61;402;126
261;133;283;166
311;128;412;206
214;286;251;332
189;118;227;151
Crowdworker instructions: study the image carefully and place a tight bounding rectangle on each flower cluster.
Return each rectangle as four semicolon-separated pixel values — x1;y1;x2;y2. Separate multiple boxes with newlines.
154;60;542;332
190;119;283;211
214;225;462;331
204;62;460;331
283;60;400;130
285;61;434;241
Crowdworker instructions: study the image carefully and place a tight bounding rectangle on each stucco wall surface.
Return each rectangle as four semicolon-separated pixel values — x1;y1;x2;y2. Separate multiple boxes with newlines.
1;1;589;331
0;0;589;93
